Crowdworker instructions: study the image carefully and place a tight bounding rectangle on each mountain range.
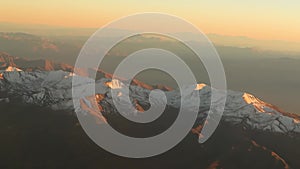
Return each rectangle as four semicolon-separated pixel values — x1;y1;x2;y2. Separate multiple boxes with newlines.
0;52;300;168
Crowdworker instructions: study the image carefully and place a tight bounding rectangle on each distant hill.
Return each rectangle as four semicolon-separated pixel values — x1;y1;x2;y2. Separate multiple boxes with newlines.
0;32;82;64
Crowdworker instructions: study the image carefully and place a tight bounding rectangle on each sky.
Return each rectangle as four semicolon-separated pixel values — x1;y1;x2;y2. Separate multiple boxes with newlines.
1;0;300;42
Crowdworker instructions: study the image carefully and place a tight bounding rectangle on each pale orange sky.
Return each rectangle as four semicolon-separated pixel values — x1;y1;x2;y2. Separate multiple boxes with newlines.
1;0;300;42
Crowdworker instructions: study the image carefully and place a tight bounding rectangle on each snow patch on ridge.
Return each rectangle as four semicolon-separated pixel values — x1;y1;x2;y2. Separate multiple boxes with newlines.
5;66;22;72
243;93;266;112
105;79;124;89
